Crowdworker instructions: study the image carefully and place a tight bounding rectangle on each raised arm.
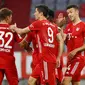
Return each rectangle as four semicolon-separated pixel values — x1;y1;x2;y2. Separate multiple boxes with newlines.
56;33;64;67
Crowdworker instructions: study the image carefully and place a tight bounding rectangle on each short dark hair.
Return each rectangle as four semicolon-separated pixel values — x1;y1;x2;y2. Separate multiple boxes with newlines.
47;9;54;22
48;9;54;18
66;4;79;10
35;4;49;17
0;8;12;21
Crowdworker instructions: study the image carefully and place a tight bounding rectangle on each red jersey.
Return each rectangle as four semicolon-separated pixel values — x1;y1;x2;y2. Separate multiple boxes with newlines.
64;21;85;57
28;20;59;63
26;31;40;66
0;24;22;68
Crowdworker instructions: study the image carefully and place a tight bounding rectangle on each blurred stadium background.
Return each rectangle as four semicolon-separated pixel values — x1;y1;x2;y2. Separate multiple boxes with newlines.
0;0;85;85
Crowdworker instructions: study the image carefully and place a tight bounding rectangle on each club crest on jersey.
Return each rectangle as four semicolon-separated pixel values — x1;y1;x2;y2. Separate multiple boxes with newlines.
76;27;80;31
68;29;70;31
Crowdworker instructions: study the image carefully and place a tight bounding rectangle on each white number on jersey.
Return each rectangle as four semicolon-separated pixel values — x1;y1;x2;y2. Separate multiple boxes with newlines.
48;27;54;43
0;31;13;49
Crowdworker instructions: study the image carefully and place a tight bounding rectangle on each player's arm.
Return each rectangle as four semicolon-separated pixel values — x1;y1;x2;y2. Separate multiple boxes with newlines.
10;25;30;35
75;25;85;52
68;44;85;59
10;21;41;35
19;35;28;48
74;43;85;52
62;33;67;41
68;39;85;58
76;24;85;51
57;33;64;58
19;39;32;52
77;24;85;51
19;34;32;52
15;27;30;35
56;33;64;67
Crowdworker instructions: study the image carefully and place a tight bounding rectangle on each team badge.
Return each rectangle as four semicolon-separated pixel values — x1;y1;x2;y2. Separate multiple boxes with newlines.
76;27;80;31
68;29;70;31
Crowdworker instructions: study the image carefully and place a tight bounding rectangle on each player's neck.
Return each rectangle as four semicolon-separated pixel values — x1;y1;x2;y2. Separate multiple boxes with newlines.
39;16;47;20
0;20;8;24
72;17;81;25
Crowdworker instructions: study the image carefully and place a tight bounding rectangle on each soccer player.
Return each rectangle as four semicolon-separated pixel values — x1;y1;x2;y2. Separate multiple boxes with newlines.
0;8;22;85
47;9;64;85
20;9;58;85
20;31;41;85
61;5;85;85
20;9;63;85
10;5;64;85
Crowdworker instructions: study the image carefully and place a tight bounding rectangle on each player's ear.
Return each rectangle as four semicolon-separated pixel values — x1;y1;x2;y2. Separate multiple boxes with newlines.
76;9;79;15
5;16;9;23
40;12;43;16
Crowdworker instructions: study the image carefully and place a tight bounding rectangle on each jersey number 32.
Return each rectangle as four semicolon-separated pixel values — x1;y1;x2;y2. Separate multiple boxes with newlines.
0;31;13;49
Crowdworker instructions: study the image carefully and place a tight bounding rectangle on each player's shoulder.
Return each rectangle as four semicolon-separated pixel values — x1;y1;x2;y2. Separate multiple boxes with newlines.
67;22;72;27
52;23;59;30
32;20;44;26
0;24;15;33
34;20;44;23
41;20;49;25
38;20;50;26
0;24;9;30
79;21;85;25
52;23;57;27
65;22;72;30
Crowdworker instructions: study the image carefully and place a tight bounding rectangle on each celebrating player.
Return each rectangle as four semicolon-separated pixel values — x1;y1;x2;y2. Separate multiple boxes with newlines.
0;8;22;85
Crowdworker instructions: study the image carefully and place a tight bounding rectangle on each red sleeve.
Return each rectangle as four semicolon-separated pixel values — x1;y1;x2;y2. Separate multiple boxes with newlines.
25;32;33;42
82;22;85;37
14;33;22;43
28;20;42;31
